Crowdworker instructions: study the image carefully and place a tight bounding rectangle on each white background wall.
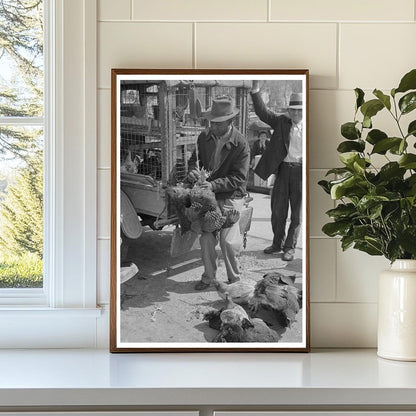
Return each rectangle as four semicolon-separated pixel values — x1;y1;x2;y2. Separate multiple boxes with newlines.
96;0;416;348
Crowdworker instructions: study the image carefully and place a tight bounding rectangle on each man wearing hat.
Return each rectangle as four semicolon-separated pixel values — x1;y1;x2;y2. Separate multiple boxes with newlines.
251;81;303;261
187;96;250;290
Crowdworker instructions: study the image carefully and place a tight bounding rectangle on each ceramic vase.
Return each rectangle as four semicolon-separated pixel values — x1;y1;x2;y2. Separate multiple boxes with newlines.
378;259;416;361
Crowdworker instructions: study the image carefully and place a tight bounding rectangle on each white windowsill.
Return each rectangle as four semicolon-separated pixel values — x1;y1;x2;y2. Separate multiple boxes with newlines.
0;307;102;316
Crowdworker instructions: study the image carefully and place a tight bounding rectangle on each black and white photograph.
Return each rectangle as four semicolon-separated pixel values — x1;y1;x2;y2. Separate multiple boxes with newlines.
110;70;309;352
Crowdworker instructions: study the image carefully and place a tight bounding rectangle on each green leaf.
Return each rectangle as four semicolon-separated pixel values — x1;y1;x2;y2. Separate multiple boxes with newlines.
377;162;406;181
353;159;366;174
408;120;416;138
330;175;367;200
363;116;372;129
337;140;365;153
325;167;351;176
329;175;354;186
398;227;416;255
341;122;361;140
366;129;388;145
386;240;402;263
373;89;391;110
330;177;353;200
360;99;384;119
407;174;416;186
399;154;416;169
365;236;384;251
371;137;402;154
322;221;351;237
326;203;357;219
355;88;365;110
390;139;408;155
318;180;331;194
399;92;416;115
339;152;360;167
395;69;416;94
369;203;383;219
406;175;416;197
357;195;389;212
353;224;374;240
341;235;355;251
354;241;383;256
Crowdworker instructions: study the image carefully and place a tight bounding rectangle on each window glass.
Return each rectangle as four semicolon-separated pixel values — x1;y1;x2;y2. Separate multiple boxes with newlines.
0;0;44;289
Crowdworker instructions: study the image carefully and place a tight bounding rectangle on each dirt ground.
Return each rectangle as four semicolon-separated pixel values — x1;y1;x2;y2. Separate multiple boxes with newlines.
120;191;304;344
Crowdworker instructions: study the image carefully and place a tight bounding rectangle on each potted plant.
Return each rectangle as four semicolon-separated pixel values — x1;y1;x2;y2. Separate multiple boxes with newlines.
319;68;416;361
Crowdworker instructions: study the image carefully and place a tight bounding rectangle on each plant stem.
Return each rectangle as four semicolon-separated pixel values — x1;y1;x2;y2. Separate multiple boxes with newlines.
390;97;406;139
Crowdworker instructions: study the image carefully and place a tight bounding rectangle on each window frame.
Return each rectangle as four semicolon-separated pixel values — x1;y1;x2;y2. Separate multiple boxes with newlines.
0;0;100;348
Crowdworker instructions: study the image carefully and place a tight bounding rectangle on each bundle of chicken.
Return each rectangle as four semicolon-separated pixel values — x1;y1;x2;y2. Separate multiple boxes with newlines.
214;280;255;305
248;272;302;328
220;293;251;326
242;318;280;342
166;185;192;232
167;183;240;234
190;186;240;233
204;294;253;342
204;295;279;343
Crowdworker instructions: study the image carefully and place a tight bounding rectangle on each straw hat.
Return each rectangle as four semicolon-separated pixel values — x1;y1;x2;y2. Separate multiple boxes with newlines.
287;93;303;110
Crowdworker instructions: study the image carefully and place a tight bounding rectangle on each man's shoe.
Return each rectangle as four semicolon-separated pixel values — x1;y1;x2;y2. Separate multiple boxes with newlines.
263;245;281;254
282;249;295;261
194;280;210;291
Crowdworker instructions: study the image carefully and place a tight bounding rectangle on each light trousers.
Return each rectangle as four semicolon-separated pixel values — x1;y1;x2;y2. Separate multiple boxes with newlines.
199;199;243;284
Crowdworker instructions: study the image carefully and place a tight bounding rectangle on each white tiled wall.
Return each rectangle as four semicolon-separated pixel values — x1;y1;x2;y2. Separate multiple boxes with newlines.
96;0;416;347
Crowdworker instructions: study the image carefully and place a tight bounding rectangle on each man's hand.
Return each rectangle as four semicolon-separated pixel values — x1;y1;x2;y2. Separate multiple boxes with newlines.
200;181;213;191
251;80;260;94
187;169;199;183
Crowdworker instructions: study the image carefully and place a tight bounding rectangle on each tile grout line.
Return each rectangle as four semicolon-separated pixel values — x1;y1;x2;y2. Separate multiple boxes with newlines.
333;227;339;303
311;301;378;305
268;0;271;22
97;19;415;24
130;0;133;20
336;22;340;90
193;22;197;69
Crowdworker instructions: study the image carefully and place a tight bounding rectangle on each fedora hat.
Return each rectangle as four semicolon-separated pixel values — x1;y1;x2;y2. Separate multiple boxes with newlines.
287;93;303;110
203;96;239;122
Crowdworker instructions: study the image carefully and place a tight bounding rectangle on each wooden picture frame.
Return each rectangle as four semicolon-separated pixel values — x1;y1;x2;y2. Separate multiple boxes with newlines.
110;69;310;352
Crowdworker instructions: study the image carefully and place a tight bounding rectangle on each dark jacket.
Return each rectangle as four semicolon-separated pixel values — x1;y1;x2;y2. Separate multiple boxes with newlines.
189;126;250;200
251;91;293;181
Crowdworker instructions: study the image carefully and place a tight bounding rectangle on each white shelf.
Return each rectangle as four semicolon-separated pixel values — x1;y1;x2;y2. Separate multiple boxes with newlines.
0;349;416;409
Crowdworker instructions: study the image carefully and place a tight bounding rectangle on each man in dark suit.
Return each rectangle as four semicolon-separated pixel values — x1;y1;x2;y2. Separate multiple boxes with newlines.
251;81;303;261
188;96;250;290
250;130;270;167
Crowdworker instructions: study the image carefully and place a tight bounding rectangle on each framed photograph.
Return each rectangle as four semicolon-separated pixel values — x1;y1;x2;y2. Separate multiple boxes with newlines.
110;69;310;352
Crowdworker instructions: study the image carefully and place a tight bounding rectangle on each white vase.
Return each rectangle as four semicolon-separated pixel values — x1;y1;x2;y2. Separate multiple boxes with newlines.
378;259;416;361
